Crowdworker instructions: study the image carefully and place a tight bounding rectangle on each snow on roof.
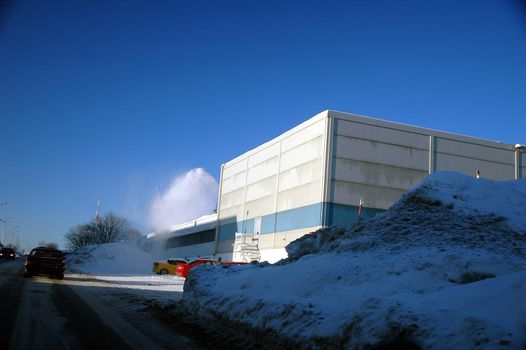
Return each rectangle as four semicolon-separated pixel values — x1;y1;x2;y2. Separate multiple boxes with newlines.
182;171;526;349
147;213;217;239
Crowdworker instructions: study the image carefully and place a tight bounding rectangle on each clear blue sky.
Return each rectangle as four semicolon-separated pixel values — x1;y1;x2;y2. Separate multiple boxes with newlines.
1;0;525;250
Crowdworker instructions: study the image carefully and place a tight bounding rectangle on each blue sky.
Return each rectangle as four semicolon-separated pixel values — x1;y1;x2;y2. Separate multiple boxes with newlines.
1;0;525;250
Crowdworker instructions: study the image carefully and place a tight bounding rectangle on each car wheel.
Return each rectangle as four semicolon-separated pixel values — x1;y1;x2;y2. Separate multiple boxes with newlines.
160;269;169;275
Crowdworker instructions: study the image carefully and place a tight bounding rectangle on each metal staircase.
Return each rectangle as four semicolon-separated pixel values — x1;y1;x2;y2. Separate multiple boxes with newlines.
233;232;261;262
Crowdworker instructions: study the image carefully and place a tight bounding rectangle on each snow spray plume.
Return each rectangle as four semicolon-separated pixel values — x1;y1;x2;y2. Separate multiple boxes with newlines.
149;168;218;231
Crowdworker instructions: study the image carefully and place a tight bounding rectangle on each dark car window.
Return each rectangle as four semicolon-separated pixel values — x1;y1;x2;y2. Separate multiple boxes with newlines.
31;250;62;258
168;259;187;265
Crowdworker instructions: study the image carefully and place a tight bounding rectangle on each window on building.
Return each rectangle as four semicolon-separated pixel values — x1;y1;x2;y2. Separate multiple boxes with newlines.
165;228;216;248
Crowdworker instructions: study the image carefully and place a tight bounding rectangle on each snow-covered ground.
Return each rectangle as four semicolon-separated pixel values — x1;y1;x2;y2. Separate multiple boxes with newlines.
66;242;186;297
181;172;526;349
66;172;526;349
63;243;204;346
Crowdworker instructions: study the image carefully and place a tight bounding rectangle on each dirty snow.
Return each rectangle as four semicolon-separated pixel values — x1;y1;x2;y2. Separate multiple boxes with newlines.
182;172;526;349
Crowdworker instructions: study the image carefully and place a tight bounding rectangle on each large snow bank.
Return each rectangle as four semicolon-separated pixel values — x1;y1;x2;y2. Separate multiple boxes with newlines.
182;172;526;349
67;242;156;275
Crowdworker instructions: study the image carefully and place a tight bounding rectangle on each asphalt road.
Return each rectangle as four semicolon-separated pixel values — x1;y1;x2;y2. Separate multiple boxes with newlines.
0;258;201;350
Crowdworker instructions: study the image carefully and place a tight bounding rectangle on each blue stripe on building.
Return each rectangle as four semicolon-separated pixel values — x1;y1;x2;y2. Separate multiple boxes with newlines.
326;203;384;227
217;202;385;241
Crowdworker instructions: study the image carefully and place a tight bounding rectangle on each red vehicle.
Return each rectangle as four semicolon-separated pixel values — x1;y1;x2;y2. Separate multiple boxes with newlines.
24;247;66;279
175;258;220;278
175;259;249;278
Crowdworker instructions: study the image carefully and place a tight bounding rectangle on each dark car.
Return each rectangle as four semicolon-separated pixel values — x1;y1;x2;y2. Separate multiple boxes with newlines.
0;247;16;260
24;247;66;279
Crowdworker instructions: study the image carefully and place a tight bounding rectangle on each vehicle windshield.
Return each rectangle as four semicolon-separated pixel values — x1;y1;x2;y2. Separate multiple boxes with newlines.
31;250;62;258
168;259;187;265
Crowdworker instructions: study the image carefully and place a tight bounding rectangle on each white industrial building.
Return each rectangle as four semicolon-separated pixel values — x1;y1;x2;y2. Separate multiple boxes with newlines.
152;110;525;263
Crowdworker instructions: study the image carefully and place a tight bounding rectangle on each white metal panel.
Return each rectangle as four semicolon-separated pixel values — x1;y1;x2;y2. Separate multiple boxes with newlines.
278;158;322;192
222;111;328;169
436;137;514;164
223;158;248;179
333;158;427;191
254;217;262;234
321;114;333;211
435;153;515;180
244;195;277;218
257;234;275;249
247;142;281;168
219;188;245;210
221;171;247;194
335;135;429;171
218;205;243;222
280;136;324;172
245;175;278;202
331;180;406;210
335;119;429;150
329;110;512;150
277;180;322;211
281;119;326;152
247;156;279;185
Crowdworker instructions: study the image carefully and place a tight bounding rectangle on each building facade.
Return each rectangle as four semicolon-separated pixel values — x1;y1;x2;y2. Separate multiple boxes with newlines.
215;110;524;262
151;110;524;263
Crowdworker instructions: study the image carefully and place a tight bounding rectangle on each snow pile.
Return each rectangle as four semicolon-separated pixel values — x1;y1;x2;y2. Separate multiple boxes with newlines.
67;242;156;275
182;172;526;349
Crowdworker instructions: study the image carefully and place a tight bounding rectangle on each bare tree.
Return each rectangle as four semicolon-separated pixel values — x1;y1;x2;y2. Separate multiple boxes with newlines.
64;224;91;250
64;212;140;250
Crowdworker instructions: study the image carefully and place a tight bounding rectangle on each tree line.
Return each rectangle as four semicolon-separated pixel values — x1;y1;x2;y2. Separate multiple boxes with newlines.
64;212;140;250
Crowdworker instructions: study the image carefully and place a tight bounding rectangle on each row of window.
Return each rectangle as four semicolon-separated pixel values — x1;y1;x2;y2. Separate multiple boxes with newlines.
165;228;216;248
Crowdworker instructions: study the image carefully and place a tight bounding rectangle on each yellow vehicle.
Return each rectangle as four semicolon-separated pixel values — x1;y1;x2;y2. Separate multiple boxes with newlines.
152;258;188;275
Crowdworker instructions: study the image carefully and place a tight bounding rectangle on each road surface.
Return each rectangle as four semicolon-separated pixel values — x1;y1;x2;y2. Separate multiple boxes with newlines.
0;258;202;350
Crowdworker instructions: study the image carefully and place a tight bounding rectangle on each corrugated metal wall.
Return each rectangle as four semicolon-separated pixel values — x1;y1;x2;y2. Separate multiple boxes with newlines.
327;111;520;227
157;110;523;261
216;113;328;255
215;110;523;258
330;117;429;210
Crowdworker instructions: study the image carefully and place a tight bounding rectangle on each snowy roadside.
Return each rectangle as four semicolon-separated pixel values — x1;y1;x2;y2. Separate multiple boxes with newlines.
181;172;526;350
64;243;293;349
63;244;204;349
63;172;526;349
63;275;197;349
65;242;186;307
